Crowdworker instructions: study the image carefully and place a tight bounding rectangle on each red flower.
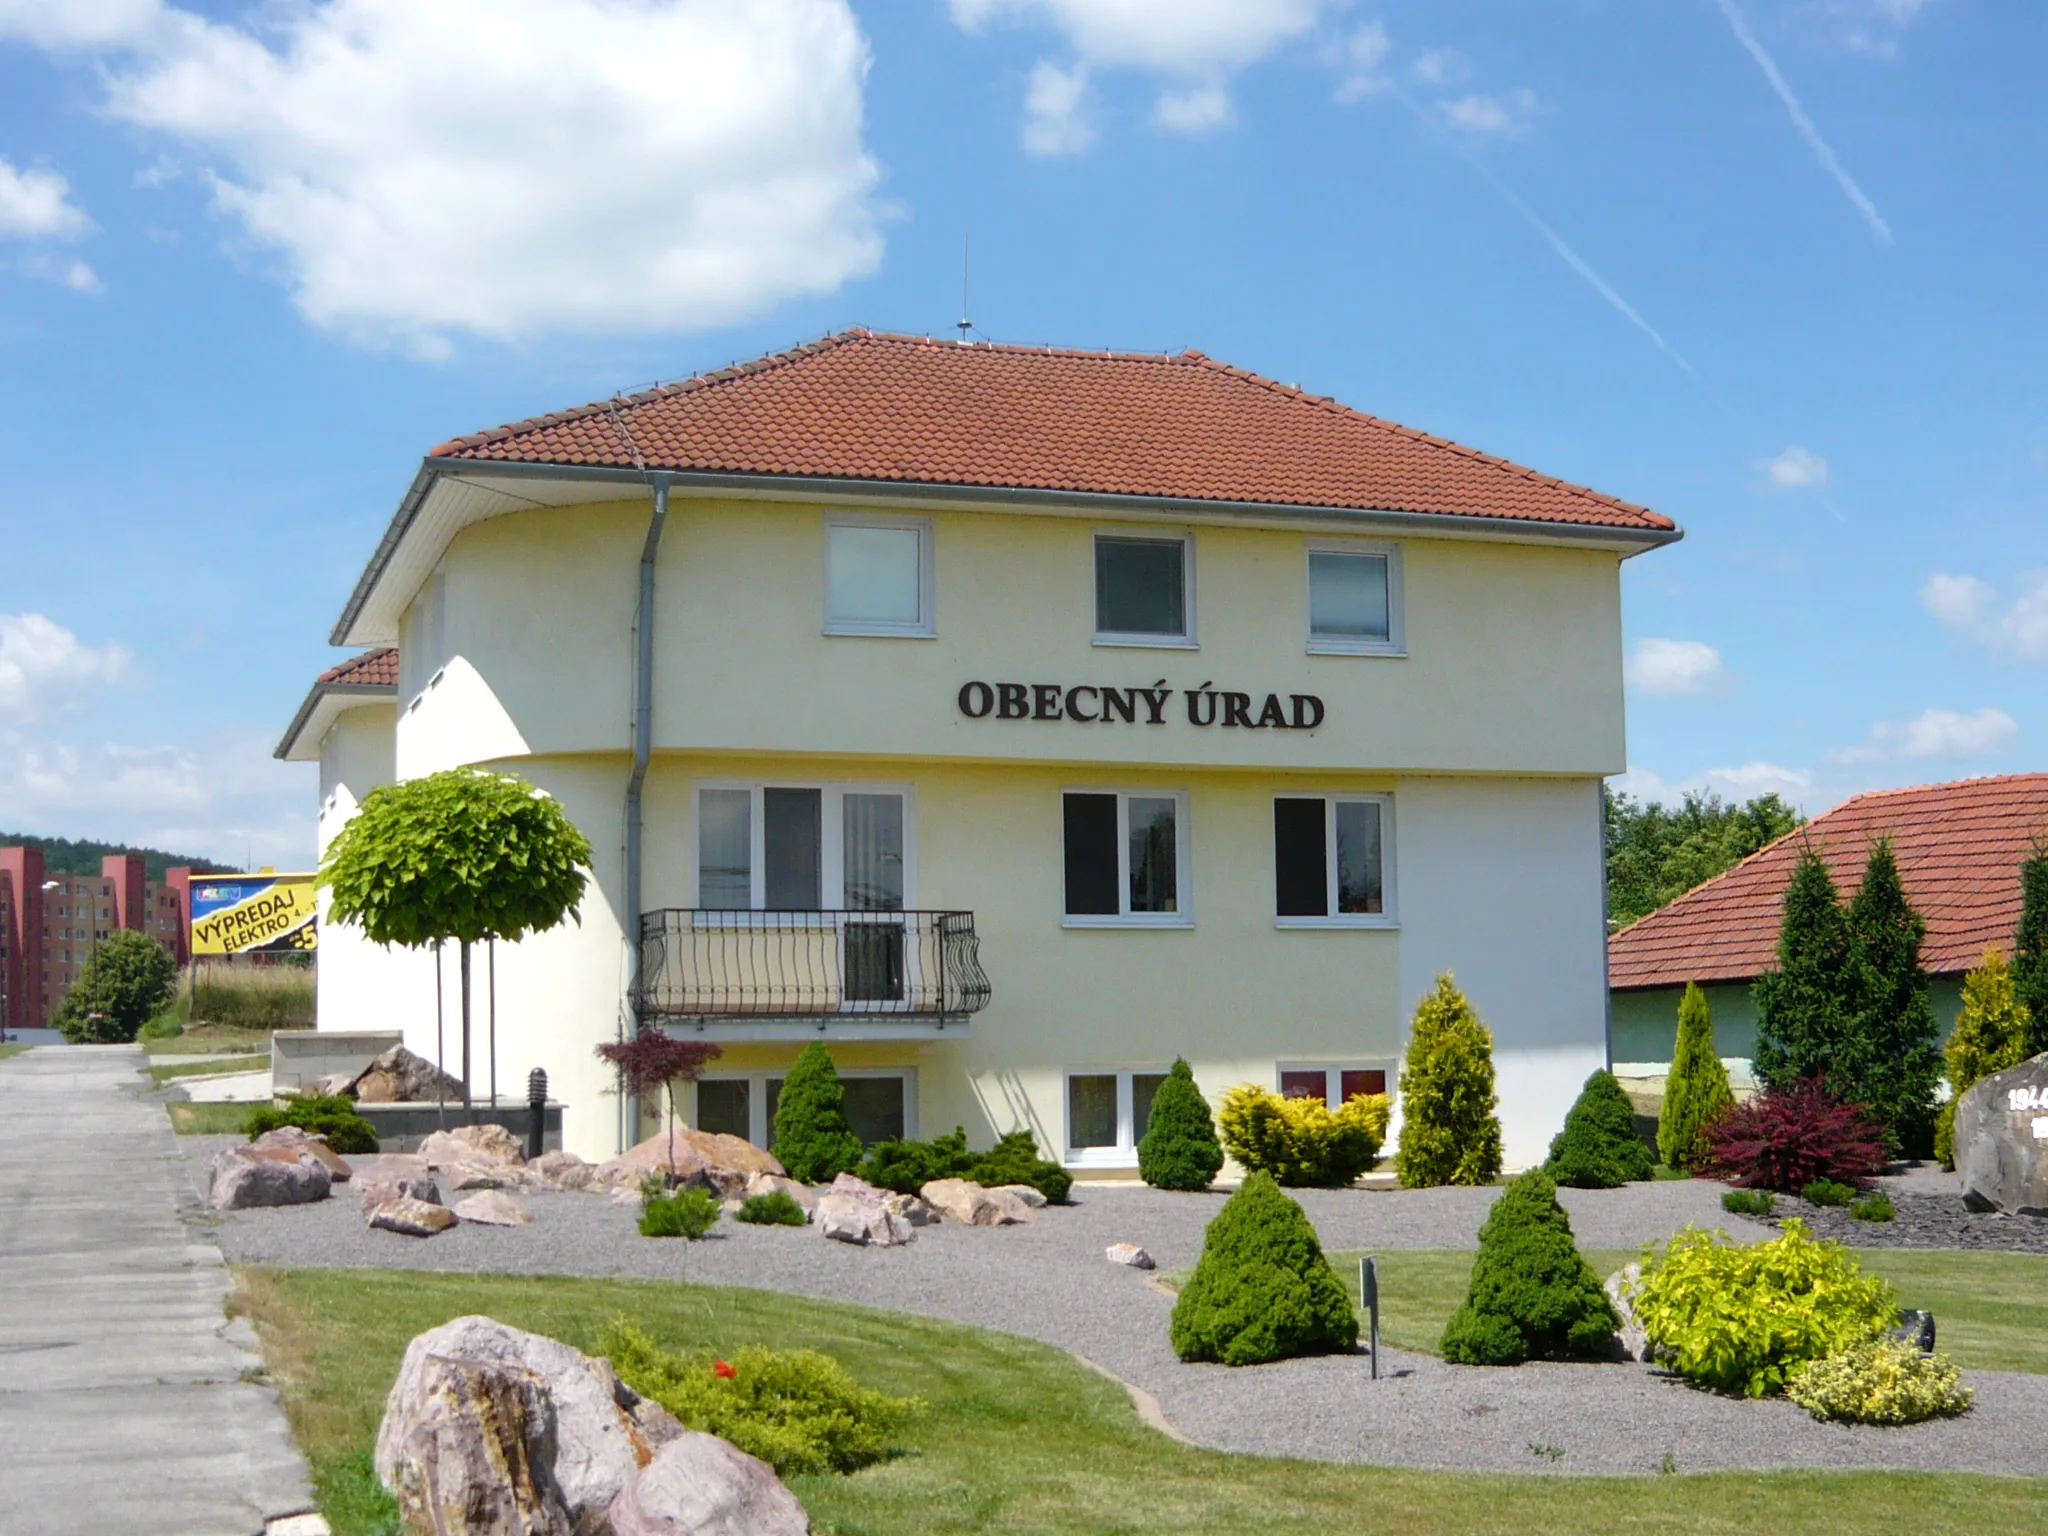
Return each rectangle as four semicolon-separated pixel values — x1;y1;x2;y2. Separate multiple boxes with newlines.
713;1359;736;1380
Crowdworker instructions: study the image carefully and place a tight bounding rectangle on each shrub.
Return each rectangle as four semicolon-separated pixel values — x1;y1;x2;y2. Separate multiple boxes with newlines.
1842;838;1943;1157
139;1009;184;1042
244;1094;379;1155
1703;1077;1885;1193
1660;982;1735;1171
640;1185;721;1239
1544;1070;1655;1189
598;1319;921;1475
1786;1338;1973;1425
857;1126;1073;1203
771;1043;864;1183
1721;1189;1775;1217
1850;1192;1895;1223
735;1191;808;1227
1169;1171;1358;1366
969;1129;1073;1204
2014;842;2048;1059
1935;948;2032;1169
1439;1169;1617;1366
1393;973;1503;1188
55;931;179;1044
1216;1084;1390;1188
1752;845;1860;1095
1802;1178;1855;1207
1630;1220;1897;1397
1137;1058;1225;1191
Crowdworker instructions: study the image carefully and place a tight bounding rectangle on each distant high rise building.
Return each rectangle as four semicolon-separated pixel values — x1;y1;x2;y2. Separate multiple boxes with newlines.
0;848;191;1034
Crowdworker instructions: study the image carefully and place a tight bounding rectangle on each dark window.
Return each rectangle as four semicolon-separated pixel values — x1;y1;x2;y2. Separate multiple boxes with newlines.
763;788;822;909
1095;536;1186;637
1132;1072;1169;1143
1340;1069;1387;1102
1068;1074;1118;1148
1063;793;1120;915
1274;799;1328;917
1279;1070;1327;1100
696;1079;750;1140
1335;801;1384;915
1308;550;1391;643
769;1075;905;1145
1127;797;1178;914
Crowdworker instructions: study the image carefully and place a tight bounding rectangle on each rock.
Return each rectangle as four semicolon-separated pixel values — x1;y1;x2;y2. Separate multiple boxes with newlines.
350;1044;467;1104
209;1146;331;1211
741;1171;814;1210
1105;1243;1155;1270
827;1172;887;1201
455;1190;535;1227
375;1315;680;1530
250;1126;353;1183
1893;1308;1937;1352
1604;1264;1649;1362
315;1072;358;1097
985;1188;1039;1225
445;1159;551;1194
597;1129;783;1191
814;1193;914;1246
1957;1052;2048;1218
920;1177;1028;1227
451;1122;527;1165
533;1151;596;1191
888;1193;938;1227
358;1156;443;1212
989;1183;1047;1209
369;1196;459;1237
378;1352;575;1536
675;1164;749;1201
607;1431;810;1536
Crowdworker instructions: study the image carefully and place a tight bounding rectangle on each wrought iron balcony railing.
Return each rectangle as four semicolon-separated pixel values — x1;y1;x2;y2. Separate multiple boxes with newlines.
634;909;991;1026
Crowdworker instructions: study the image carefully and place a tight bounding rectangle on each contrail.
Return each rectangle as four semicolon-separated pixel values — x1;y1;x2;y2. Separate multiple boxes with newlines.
1715;0;1893;244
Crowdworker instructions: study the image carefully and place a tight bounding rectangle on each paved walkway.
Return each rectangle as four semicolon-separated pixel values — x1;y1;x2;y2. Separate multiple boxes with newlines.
0;1046;316;1536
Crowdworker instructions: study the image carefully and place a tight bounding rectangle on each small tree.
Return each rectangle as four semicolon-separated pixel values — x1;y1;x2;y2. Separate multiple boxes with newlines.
1842;838;1942;1156
1440;1169;1618;1366
1394;973;1503;1188
596;1028;723;1158
771;1042;863;1181
1544;1070;1654;1188
1169;1171;1358;1365
320;767;591;1115
2013;842;2048;1059
55;931;177;1043
1935;947;2033;1169
1659;982;1734;1171
1752;844;1860;1094
1136;1058;1224;1191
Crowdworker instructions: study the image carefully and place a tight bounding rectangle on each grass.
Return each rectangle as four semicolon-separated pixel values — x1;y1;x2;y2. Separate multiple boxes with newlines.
0;1042;28;1061
144;1023;286;1055
167;1101;257;1135
145;1054;268;1085
235;1266;2048;1536
183;963;315;1031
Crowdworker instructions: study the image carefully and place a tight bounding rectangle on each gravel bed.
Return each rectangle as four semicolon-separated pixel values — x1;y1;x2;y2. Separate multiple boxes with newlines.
185;1140;2048;1478
1765;1165;2048;1253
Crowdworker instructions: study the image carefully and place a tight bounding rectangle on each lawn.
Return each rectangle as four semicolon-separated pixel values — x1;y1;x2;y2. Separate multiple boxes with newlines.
0;1042;28;1061
144;1023;284;1055
145;1054;268;1085
167;1101;257;1135
236;1266;2048;1536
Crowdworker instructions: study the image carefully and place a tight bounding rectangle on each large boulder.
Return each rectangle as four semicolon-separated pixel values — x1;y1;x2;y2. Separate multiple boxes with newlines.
533;1151;597;1192
919;1178;1031;1227
1604;1264;1649;1362
376;1316;682;1533
456;1190;535;1227
813;1194;914;1247
209;1145;331;1210
370;1196;459;1237
607;1433;810;1536
379;1353;574;1535
251;1127;354;1182
598;1130;783;1193
358;1155;443;1212
1957;1052;2048;1217
740;1171;814;1211
352;1045;468;1104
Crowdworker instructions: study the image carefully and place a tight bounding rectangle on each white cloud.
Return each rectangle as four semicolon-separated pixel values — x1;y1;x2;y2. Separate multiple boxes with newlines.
1762;443;1829;488
0;0;167;49
1617;760;1819;812
0;158;91;239
9;0;882;352
1411;48;1461;87
1920;571;2048;662
0;614;133;721
1023;61;1095;155
1828;706;2019;764
1625;638;1730;698
1155;83;1232;132
1330;23;1391;102
1436;89;1537;138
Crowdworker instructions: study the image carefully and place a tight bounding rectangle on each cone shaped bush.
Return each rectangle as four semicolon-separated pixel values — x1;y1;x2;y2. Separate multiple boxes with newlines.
1935;947;2033;1169
2015;844;2048;1059
1843;838;1942;1157
1137;1058;1225;1191
1439;1169;1618;1366
1544;1070;1654;1188
1660;982;1734;1171
1169;1171;1358;1366
770;1043;863;1183
1394;973;1503;1188
1753;845;1858;1093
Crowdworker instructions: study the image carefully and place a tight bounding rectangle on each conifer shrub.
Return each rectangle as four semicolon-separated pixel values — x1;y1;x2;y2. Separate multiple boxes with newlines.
245;1094;379;1155
1802;1178;1855;1207
1169;1171;1358;1366
770;1043;864;1183
1659;982;1735;1171
1216;1084;1390;1188
639;1183;721;1239
1842;838;1942;1157
1849;1191;1894;1223
1786;1338;1972;1425
856;1125;1072;1202
1438;1169;1618;1366
1137;1058;1225;1191
1393;973;1504;1188
1703;1077;1886;1192
1720;1188;1774;1217
735;1191;808;1226
2014;843;2048;1059
1544;1070;1655;1188
968;1129;1072;1203
1935;947;2033;1169
1752;845;1859;1094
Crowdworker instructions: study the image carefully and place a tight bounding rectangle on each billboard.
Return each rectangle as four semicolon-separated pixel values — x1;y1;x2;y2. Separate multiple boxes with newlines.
190;874;319;956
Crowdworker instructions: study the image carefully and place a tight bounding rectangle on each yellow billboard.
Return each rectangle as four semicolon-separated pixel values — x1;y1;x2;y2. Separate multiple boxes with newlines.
189;874;318;956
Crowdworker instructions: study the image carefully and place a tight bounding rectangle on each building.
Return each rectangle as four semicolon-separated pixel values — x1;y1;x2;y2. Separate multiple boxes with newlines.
0;847;191;1033
1608;773;2048;1072
285;330;1680;1166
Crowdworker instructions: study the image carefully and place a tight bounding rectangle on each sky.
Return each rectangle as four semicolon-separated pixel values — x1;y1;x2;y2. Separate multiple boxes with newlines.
1;0;2043;868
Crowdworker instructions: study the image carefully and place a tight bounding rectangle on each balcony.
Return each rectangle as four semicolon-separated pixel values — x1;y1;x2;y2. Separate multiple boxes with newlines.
634;909;991;1037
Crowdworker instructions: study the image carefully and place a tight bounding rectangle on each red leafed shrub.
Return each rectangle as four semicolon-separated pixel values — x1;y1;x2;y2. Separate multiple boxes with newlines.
1704;1078;1886;1193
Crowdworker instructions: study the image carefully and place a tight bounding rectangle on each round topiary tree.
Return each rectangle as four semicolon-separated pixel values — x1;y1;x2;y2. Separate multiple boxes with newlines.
771;1042;864;1182
1169;1170;1358;1366
1544;1070;1655;1189
1659;981;1734;1171
319;767;592;1114
1393;973;1503;1188
1137;1057;1224;1191
1439;1168;1618;1366
55;930;178;1043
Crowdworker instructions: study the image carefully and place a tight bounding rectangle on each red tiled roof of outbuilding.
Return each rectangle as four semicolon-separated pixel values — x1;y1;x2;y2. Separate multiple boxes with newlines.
428;330;1674;535
1608;774;2048;989
318;648;398;688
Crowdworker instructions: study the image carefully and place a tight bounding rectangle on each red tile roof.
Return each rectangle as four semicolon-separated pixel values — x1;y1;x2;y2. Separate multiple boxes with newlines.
318;648;398;688
1609;774;2048;989
429;330;1673;535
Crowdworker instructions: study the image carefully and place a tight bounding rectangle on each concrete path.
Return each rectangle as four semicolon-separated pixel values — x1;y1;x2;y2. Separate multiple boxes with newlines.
0;1046;318;1536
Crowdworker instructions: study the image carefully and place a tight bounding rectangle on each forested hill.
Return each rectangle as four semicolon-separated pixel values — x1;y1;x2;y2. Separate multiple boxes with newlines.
0;832;234;883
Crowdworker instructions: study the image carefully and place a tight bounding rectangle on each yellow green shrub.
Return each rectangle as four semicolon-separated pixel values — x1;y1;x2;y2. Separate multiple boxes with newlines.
1787;1338;1973;1425
1394;973;1503;1187
1217;1084;1390;1187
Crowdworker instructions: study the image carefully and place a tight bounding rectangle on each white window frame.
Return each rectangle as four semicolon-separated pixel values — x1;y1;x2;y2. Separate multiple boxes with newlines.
1275;1061;1396;1110
1273;791;1398;930
692;1067;919;1149
1063;1066;1173;1167
690;780;917;911
823;513;936;638
1305;539;1404;657
1060;788;1195;929
1092;527;1197;649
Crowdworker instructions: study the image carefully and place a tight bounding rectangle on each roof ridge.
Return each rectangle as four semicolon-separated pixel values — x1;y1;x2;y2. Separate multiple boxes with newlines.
1835;771;2048;804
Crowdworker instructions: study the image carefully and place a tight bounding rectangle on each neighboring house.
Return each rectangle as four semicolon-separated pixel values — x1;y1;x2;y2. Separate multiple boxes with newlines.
1608;773;2048;1074
285;329;1680;1166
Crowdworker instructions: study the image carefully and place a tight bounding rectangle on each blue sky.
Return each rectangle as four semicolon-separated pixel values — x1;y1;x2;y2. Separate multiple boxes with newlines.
1;0;2042;866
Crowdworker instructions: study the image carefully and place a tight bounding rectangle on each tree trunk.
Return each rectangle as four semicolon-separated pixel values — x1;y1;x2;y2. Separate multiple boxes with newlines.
460;939;474;1121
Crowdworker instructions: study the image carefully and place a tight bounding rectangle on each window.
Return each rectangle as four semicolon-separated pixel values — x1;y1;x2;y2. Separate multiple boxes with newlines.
694;783;910;910
696;1069;914;1148
1065;1068;1172;1164
1094;533;1193;646
825;515;933;636
1062;791;1191;926
1306;543;1402;655
1279;1065;1389;1109
1274;795;1393;926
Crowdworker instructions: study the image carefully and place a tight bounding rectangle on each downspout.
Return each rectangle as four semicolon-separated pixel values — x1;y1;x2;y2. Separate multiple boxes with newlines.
620;472;671;1151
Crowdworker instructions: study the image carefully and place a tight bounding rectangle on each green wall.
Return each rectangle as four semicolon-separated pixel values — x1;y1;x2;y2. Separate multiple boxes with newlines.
1610;977;1965;1073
